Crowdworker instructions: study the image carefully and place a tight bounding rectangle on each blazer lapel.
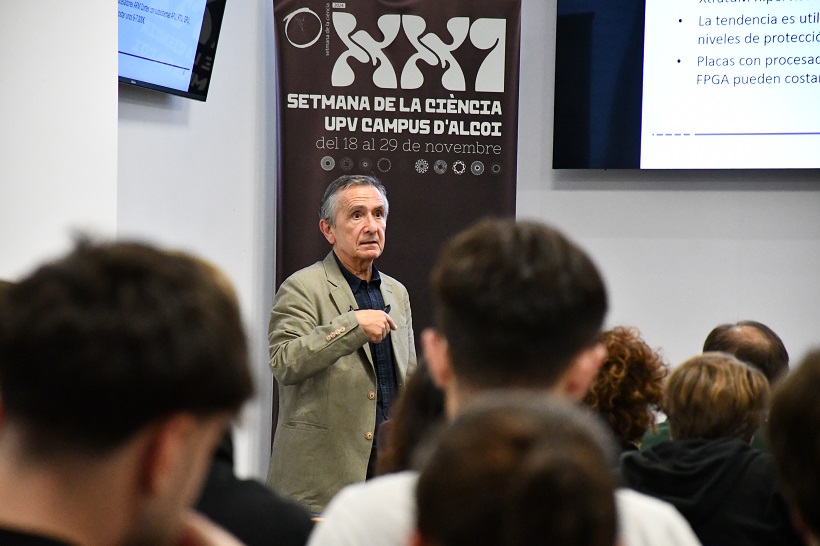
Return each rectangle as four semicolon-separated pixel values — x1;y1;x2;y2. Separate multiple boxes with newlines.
381;280;408;383
323;252;374;366
324;252;355;312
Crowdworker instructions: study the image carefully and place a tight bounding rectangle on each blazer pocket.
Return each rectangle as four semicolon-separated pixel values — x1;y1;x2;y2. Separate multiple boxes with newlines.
282;420;329;431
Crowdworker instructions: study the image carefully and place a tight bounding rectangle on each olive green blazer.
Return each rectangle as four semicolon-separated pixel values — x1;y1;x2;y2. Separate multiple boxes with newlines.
266;252;416;514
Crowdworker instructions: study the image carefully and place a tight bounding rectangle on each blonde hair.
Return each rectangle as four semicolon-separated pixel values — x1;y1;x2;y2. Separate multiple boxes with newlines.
665;352;769;442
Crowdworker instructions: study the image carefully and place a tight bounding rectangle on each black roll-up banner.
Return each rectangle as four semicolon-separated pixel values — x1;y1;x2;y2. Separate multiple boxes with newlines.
273;0;521;344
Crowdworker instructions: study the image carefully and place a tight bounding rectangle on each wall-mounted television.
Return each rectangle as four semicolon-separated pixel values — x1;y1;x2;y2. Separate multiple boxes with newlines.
554;0;820;169
118;0;227;101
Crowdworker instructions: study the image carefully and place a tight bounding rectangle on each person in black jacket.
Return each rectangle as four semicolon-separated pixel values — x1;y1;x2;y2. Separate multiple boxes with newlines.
196;431;314;546
621;352;801;546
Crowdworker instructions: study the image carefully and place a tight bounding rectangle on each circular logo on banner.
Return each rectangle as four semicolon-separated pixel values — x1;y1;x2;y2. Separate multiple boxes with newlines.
283;8;323;49
359;157;373;172
377;158;392;172
471;161;485;176
320;156;335;171
433;160;448;174
491;163;502;175
415;159;429;174
452;160;466;175
340;157;354;171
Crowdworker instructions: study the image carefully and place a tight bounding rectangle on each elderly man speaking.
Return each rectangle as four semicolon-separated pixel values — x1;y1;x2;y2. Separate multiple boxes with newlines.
267;174;416;514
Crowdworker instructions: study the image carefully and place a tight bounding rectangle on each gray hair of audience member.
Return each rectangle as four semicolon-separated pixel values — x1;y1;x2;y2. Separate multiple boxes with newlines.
703;320;789;384
415;393;617;546
0;240;254;457
319;174;389;226
768;350;820;540
430;218;607;389
665;352;769;442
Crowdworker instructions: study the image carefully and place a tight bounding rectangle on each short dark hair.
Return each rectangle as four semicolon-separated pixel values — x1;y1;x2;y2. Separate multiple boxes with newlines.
0;241;254;456
416;393;617;546
768;350;820;537
319;175;389;226
665;352;769;442
430;218;607;388
703;320;789;383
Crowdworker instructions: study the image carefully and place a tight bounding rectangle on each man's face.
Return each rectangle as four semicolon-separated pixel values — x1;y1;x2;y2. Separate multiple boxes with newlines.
321;185;387;272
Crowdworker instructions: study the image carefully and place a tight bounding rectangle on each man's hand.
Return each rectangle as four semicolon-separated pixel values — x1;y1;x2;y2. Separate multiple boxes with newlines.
355;309;397;343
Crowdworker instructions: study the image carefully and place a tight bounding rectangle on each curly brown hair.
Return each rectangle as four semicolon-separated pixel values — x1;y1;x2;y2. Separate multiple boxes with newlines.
584;327;668;447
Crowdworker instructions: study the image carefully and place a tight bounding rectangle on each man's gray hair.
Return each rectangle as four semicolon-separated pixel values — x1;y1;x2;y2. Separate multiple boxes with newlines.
319;175;389;227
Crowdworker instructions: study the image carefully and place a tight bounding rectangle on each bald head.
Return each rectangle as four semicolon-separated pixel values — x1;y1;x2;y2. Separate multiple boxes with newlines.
703;321;788;384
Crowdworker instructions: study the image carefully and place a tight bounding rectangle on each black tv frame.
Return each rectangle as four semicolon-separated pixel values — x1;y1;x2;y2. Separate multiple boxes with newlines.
118;0;227;102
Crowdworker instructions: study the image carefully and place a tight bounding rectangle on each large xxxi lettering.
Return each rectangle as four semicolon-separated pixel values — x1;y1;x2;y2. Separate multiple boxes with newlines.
331;13;507;92
471;18;506;92
332;13;401;88
402;15;468;91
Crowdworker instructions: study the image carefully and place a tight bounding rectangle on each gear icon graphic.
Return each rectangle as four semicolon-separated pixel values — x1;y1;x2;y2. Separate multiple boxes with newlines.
452;160;466;175
320;156;335;171
415;159;429;174
359;157;373;171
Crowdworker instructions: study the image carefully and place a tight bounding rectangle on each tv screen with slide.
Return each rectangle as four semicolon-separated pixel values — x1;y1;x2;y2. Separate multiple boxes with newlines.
118;0;227;101
554;0;820;169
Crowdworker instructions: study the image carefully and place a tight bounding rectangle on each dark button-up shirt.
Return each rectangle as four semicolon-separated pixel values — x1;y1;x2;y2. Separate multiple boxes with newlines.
334;253;398;442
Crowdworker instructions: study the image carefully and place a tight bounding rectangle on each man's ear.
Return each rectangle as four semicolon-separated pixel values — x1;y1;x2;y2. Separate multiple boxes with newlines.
555;342;607;401
421;328;454;390
138;414;200;496
319;219;335;245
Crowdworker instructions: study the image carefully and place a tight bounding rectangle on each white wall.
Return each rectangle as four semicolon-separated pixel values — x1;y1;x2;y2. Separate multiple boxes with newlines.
518;0;820;366
117;0;277;478
0;1;117;279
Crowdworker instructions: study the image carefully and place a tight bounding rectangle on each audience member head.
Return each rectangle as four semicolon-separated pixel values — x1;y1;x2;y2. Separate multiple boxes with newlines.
768;350;820;542
376;360;445;476
703;320;789;384
584;326;668;449
664;352;769;443
422;218;608;407
413;393;617;546
0;240;254;545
